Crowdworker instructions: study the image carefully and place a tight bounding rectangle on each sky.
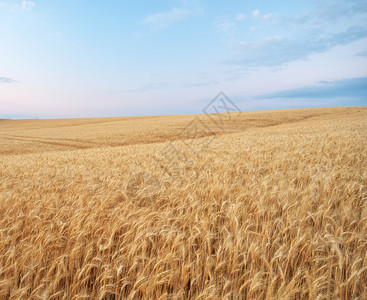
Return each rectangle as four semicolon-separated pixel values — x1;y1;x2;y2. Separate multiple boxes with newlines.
0;0;367;119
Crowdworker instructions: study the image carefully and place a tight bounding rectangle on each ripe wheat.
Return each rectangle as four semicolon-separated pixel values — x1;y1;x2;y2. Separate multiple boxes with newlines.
0;107;366;299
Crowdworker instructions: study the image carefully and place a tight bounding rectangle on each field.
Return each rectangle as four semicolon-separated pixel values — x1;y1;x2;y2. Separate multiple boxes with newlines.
0;107;366;299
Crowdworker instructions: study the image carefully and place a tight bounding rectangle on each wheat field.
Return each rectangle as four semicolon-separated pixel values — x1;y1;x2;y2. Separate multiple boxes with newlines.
0;107;366;299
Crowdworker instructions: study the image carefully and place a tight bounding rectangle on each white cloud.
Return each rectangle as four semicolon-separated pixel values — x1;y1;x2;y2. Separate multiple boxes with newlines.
249;26;258;32
236;13;246;21
251;9;260;19
216;20;236;33
287;11;310;24
144;8;191;29
264;35;283;41
21;1;35;10
231;26;367;68
262;13;273;21
0;76;18;83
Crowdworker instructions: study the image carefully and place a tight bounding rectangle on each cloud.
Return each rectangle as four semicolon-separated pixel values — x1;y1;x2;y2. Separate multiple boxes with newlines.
317;0;367;22
125;78;218;92
249;26;258;32
0;76;18;83
215;19;236;34
356;50;367;57
236;13;246;21
262;13;274;21
144;8;191;29
350;0;367;14
251;9;260;19
317;0;347;21
125;82;173;93
143;0;203;29
285;11;311;25
21;1;35;10
256;77;367;101
223;1;367;69
184;79;218;88
0;114;36;119
264;35;282;42
232;25;367;67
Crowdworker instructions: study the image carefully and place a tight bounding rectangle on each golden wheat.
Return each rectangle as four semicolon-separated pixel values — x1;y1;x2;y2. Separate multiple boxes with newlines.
0;107;366;299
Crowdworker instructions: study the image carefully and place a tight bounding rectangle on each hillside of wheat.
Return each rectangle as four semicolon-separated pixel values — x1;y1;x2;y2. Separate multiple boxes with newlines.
0;107;366;299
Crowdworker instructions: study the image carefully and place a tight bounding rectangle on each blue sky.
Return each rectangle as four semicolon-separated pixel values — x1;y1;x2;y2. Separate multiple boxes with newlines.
0;0;366;118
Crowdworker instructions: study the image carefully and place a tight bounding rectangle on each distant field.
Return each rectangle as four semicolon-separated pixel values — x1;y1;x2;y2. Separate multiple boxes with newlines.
0;107;366;299
0;107;353;155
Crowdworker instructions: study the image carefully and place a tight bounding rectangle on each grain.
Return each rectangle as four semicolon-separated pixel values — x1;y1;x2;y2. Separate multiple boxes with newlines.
0;107;366;299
